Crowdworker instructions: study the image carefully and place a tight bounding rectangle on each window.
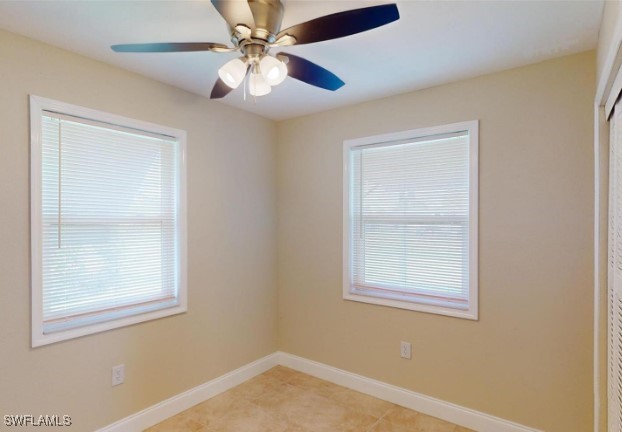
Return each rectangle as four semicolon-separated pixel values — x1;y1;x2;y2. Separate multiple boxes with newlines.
30;96;187;347
343;121;478;319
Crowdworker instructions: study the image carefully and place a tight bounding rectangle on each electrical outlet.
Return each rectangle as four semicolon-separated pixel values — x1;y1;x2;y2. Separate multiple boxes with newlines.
111;364;125;386
400;341;412;360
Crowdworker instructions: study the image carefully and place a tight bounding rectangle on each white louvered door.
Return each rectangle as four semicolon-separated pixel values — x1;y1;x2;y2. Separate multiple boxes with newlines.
609;104;622;432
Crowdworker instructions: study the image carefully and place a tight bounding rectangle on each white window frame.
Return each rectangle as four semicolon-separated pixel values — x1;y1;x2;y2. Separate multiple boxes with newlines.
30;95;188;347
342;120;478;320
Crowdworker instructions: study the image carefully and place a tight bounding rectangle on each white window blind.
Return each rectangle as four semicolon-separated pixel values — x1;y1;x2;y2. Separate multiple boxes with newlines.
31;96;187;346
344;122;478;319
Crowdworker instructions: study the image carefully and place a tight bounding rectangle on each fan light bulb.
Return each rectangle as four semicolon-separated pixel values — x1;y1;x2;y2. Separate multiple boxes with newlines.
218;58;247;89
260;55;288;86
249;72;272;97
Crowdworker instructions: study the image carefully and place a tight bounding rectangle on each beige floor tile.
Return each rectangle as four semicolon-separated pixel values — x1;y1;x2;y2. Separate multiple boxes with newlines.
228;373;290;401
282;421;315;432
182;391;240;427
382;405;420;426
145;413;207;432
383;406;457;432
368;419;411;432
205;399;287;432
313;384;395;418
410;413;457;432
250;381;309;410
144;367;467;432
301;414;471;432
267;364;393;420
260;365;302;382
253;383;377;431
282;370;335;391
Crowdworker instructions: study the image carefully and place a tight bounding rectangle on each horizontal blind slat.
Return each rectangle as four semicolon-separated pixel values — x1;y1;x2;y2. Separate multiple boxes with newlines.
40;114;180;326
350;132;470;304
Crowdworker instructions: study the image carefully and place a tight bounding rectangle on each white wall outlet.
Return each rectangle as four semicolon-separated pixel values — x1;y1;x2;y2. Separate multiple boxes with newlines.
400;341;412;359
111;364;125;386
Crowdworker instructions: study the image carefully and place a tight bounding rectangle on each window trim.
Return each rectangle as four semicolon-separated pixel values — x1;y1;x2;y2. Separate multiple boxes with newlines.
30;95;188;347
342;120;479;320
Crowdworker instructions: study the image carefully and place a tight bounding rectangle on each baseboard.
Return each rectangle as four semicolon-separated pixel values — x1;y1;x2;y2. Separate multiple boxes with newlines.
97;351;541;432
95;353;279;432
276;352;542;432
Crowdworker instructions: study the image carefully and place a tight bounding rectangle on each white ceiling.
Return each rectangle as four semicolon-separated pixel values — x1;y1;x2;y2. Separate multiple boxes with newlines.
0;0;604;120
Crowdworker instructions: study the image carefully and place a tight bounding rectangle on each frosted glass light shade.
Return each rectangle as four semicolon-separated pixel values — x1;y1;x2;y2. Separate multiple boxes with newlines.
249;73;272;96
218;58;247;89
260;55;288;86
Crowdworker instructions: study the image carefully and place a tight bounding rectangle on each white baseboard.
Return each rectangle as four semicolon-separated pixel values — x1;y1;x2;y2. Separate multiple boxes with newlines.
276;352;542;432
95;353;279;432
97;351;541;432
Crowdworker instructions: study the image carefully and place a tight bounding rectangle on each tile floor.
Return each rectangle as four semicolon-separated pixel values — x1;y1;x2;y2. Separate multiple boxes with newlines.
145;366;475;432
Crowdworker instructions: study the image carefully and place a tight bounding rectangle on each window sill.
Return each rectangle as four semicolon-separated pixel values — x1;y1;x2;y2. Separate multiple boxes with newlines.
343;289;478;320
32;301;187;347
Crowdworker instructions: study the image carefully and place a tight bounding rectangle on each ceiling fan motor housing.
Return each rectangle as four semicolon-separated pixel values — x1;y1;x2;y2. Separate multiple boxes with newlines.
247;0;284;42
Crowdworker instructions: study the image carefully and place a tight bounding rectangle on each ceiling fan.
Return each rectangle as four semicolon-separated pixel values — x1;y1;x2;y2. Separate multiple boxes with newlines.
111;0;400;99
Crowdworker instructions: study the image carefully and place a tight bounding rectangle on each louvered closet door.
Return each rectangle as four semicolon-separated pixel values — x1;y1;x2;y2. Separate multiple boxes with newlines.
609;103;622;432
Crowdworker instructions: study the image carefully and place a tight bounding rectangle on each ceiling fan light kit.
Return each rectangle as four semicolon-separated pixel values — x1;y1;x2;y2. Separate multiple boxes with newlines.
111;0;400;100
218;57;247;89
249;70;272;96
259;55;287;86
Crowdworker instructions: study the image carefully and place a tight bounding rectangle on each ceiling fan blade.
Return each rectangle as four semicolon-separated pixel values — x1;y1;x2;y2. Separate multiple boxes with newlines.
280;53;344;91
211;0;255;31
276;3;399;46
247;0;284;38
111;43;236;53
210;78;235;99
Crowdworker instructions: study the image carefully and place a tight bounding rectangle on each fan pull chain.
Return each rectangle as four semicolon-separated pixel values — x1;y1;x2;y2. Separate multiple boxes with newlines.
246;72;257;105
243;72;247;101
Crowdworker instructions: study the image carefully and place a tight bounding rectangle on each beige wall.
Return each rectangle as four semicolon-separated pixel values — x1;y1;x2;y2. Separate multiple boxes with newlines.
0;30;278;431
276;51;595;432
